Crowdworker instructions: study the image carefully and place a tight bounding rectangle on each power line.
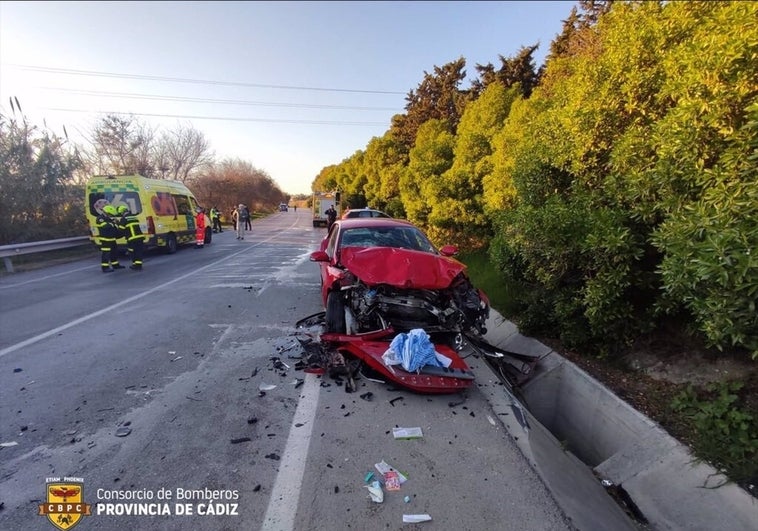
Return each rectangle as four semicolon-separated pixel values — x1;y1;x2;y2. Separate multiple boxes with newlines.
11;64;407;96
43;87;400;111
45;107;390;126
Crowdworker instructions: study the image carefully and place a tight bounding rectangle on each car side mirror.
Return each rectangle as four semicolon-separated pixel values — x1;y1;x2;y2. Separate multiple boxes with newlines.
439;245;458;257
310;250;329;262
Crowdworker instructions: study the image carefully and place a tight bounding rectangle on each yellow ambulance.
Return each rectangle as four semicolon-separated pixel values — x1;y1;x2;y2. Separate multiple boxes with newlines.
85;174;211;253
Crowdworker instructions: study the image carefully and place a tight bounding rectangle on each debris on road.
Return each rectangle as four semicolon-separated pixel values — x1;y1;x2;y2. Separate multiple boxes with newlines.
265;453;280;460
392;427;423;440
389;397;404;407
384;471;401;491
403;514;432;523
115;427;131;437
374;460;408;484
359;392;374;401
0;441;19;448
230;437;251;444
364;481;384;503
13;368;22;373
259;383;277;391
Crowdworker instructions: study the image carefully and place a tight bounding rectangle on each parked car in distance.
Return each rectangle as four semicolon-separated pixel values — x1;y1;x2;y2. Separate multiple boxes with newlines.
309;218;489;336
340;207;390;219
279;203;288;212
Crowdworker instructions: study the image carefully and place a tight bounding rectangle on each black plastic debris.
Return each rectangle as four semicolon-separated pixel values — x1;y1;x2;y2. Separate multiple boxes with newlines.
13;368;22;373
265;453;280;461
247;417;258;425
448;400;465;407
359;392;374;401
115;427;131;437
389;397;404;407
230;437;252;444
253;484;261;492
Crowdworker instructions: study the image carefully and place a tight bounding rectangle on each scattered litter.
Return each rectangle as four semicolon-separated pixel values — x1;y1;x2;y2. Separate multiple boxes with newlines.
389;397;404;407
115;427;131;437
487;415;497;426
448;400;464;407
384;471;401;491
253;484;261;492
364;472;374;483
393;427;423;440
13;368;22;373
265;453;280;460
185;396;202;402
404;495;411;503
601;479;614;487
0;441;19;448
375;460;408;484
170;356;183;362
259;383;277;391
168;351;176;355
293;378;304;388
403;514;432;523
230;437;251;444
334;486;339;494
364;481;383;503
359;392;373;401
247;417;258;424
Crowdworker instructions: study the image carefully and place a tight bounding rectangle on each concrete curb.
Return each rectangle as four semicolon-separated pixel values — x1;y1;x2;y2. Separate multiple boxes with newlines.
479;311;758;531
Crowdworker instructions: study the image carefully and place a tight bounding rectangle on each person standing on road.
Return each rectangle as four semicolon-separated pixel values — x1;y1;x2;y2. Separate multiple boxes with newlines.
326;205;337;231
234;204;246;240
117;205;146;270
210;206;222;233
97;205;123;273
243;205;252;231
195;207;206;248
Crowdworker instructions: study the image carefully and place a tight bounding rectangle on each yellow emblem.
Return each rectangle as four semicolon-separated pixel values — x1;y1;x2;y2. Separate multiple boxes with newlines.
38;482;91;530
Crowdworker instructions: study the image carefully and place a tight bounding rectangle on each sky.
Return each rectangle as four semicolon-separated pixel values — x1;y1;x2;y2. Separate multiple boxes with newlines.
0;1;576;195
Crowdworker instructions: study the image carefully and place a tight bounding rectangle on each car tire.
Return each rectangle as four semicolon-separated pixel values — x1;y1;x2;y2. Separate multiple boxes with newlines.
165;233;178;254
326;291;346;334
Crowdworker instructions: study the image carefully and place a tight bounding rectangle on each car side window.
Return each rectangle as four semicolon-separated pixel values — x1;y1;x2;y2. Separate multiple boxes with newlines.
325;225;340;258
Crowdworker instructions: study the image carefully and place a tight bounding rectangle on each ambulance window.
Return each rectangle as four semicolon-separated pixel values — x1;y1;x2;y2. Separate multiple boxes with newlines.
173;195;192;215
88;192;141;215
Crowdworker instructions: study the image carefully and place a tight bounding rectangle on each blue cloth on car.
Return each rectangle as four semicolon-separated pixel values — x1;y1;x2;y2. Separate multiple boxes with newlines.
384;329;442;372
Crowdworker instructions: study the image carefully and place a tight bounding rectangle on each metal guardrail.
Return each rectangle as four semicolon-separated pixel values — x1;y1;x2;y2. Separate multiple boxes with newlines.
0;236;92;273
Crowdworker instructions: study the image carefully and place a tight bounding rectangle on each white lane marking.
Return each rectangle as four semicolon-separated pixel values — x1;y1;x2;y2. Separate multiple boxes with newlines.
0;264;93;289
261;373;320;531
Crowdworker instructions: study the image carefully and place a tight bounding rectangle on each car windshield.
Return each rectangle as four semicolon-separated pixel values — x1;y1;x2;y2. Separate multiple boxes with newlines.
339;226;437;253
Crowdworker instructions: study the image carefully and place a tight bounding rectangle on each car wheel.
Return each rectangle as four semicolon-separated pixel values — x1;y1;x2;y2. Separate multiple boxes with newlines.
165;233;178;254
325;291;346;334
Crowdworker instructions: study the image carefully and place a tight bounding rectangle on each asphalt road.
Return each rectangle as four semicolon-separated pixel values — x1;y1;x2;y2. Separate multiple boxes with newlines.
0;211;572;531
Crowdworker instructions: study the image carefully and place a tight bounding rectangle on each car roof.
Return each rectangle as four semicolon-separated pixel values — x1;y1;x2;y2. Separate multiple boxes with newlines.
336;217;414;228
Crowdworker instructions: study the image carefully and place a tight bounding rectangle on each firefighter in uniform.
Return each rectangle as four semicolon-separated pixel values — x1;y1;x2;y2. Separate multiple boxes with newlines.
97;205;123;272
117;205;145;270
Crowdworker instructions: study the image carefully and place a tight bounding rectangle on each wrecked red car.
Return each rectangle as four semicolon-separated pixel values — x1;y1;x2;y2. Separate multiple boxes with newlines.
310;218;490;337
304;218;494;393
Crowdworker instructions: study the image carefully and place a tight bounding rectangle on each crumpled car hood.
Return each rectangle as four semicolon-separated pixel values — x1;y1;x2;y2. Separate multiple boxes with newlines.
339;246;466;289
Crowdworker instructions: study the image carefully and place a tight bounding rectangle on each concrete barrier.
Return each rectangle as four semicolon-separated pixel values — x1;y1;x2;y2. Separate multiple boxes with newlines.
478;312;758;531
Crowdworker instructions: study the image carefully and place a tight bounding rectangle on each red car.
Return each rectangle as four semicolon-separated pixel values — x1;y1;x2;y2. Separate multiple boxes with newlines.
309;218;490;337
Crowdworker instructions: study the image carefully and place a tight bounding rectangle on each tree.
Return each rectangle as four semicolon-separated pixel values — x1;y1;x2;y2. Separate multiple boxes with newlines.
472;44;541;99
158;123;213;182
89;114;157;176
428;83;519;247
0;112;84;243
391;58;470;151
